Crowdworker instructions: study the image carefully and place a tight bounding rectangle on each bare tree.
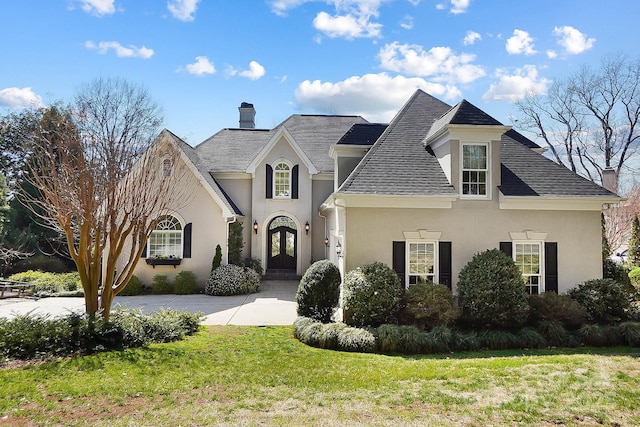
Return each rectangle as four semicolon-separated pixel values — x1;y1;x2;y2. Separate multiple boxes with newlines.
604;184;640;252
22;78;191;320
514;53;640;192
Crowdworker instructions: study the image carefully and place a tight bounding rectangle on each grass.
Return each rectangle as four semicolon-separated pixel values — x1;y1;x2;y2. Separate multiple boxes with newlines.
1;326;639;426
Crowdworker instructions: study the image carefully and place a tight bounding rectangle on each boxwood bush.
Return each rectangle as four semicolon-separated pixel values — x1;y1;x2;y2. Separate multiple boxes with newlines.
205;264;260;296
342;261;402;327
568;278;635;324
527;292;587;329
174;270;198;295
457;248;529;330
119;275;144;296
151;274;173;294
398;283;459;330
296;260;341;323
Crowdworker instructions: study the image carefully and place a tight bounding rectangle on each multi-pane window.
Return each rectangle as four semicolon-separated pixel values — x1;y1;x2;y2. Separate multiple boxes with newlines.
462;144;488;196
162;159;172;178
514;242;542;294
274;162;291;198
149;215;182;258
407;242;436;285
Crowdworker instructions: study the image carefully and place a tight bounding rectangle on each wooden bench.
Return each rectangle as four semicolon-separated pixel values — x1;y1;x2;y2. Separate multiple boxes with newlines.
0;278;35;298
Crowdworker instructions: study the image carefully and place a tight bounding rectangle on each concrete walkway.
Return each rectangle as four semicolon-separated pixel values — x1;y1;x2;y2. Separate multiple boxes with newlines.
0;280;299;326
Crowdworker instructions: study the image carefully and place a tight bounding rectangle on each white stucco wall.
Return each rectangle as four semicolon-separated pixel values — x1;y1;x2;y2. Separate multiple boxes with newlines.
342;200;602;294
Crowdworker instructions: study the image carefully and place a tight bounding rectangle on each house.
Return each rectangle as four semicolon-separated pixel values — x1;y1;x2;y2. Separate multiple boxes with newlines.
126;90;621;295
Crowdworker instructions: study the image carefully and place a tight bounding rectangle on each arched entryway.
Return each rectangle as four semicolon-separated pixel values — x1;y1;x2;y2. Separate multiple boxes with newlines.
267;216;297;271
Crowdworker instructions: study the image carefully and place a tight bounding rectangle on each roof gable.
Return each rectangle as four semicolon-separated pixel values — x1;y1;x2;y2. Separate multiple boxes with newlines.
246;126;318;175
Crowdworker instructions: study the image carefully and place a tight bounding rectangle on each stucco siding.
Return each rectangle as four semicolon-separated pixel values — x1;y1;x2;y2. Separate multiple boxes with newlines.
344;201;601;294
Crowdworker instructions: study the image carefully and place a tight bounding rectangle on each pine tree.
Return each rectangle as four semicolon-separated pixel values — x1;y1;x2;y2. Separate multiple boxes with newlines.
628;215;640;268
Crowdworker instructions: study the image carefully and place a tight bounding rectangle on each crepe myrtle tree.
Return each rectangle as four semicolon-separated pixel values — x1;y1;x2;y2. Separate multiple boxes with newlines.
21;77;191;320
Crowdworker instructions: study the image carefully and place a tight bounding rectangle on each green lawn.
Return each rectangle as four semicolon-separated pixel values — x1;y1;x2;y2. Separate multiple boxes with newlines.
1;326;639;426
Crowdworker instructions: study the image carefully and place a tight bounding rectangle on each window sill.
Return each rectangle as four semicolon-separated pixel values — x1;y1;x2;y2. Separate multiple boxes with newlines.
145;258;182;268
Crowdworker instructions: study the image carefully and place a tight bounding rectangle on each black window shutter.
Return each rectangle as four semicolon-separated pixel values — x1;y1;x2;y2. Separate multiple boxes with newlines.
392;241;406;288
183;223;192;258
499;241;513;258
266;164;273;199
544;242;558;293
291;165;299;199
439;241;452;290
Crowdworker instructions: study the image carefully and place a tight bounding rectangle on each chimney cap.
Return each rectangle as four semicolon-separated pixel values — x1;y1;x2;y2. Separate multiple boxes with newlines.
240;102;254;109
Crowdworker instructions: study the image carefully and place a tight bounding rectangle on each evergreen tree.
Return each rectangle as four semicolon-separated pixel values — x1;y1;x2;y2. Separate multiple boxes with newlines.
628;215;640;268
228;221;244;265
602;212;611;260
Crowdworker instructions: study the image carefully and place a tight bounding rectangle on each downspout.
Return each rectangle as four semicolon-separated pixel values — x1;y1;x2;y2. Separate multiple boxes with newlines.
318;209;328;260
225;215;237;265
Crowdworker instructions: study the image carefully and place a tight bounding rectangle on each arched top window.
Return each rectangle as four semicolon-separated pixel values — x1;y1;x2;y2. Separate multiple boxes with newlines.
274;162;291;198
149;215;183;258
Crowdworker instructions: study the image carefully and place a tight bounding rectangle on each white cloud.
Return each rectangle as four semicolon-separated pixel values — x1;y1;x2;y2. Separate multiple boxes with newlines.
184;56;216;76
85;41;154;58
463;30;481;46
295;73;461;121
436;0;471;14
240;61;266;80
0;87;44;109
167;0;201;22
546;50;558;59
506;29;536;55
226;61;266;80
553;26;595;55
378;42;485;84
482;65;551;102
400;15;414;30
269;0;311;16
76;0;115;16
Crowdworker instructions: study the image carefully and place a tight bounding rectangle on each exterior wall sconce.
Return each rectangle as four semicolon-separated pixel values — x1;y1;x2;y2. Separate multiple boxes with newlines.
253;220;258;234
336;241;343;258
305;221;310;235
324;237;329;247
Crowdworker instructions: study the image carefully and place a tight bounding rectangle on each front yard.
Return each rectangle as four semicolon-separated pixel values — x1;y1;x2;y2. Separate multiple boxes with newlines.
1;326;639;426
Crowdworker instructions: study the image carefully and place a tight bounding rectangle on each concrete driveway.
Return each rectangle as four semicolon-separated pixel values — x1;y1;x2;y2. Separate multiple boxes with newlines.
0;280;299;326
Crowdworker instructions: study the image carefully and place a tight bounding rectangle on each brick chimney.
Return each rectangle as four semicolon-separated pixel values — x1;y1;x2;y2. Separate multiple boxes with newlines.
238;102;255;129
602;167;618;194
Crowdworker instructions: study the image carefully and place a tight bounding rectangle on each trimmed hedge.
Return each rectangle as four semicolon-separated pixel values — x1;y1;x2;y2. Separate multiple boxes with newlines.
119;275;144;296
0;309;203;360
294;317;640;354
296;260;341;323
151;275;173;295
174;270;198;295
342;261;402;327
205;264;260;296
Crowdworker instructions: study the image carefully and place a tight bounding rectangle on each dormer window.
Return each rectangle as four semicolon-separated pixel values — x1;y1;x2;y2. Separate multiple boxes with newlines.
274;162;291;198
461;143;488;197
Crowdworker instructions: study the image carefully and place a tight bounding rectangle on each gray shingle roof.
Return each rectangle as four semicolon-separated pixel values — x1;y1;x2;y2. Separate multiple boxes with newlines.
426;99;503;141
339;90;456;196
195;115;367;173
337;123;388;146
500;133;616;197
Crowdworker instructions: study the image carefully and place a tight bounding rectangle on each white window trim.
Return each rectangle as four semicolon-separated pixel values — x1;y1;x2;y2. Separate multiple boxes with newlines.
272;159;292;200
460;142;490;199
512;240;544;295
406;240;438;288
148;215;184;259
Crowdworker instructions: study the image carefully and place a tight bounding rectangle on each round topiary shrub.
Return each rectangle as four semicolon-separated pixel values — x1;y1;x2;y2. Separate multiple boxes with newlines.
296;260;341;323
398;283;460;330
119;275;144;296
342;261;402;327
457;248;529;330
151;275;173;294
568;278;635;324
174;270;198;295
205;264;260;296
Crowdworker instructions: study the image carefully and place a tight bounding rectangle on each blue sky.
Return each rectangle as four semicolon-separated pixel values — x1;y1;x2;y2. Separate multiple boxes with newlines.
2;0;640;146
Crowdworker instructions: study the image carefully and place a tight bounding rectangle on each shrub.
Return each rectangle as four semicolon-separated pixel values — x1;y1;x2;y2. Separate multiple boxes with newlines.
342;261;402;327
568;279;635;324
618;321;640;347
454;331;481;352
243;257;264;276
398;283;459;330
527;292;587;329
578;324;623;347
603;258;632;288
7;270;81;295
0;310;202;360
151;275;173;294
629;267;640;291
296;260;341;323
119;275;144;296
457;249;530;330
516;327;547;349
205;264;260;296
336;326;377;353
478;330;518;350
426;325;455;352
174;270;198;295
211;244;222;272
536;320;569;347
318;322;348;349
10;255;71;274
